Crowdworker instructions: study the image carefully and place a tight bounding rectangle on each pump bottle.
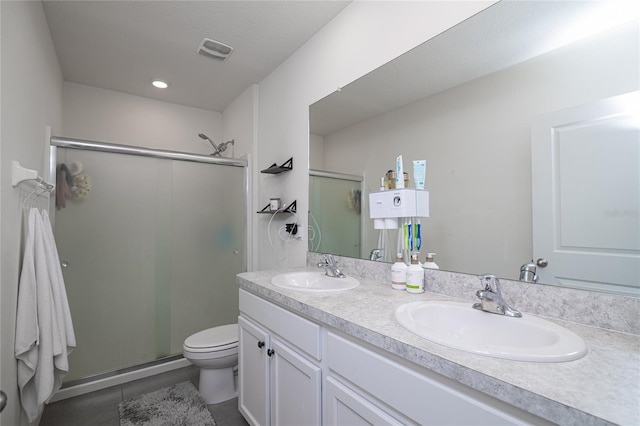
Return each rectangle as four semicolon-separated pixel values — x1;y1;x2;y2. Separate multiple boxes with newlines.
422;253;439;269
390;253;407;290
406;254;424;294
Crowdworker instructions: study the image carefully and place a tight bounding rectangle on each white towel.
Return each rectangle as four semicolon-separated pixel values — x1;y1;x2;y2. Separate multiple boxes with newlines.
15;208;76;422
41;210;76;392
15;208;41;422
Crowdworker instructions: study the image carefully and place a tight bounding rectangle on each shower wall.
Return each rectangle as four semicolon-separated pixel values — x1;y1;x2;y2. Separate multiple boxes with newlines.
54;147;245;382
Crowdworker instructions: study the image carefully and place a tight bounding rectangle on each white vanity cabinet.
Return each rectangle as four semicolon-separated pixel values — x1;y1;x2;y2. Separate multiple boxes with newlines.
239;288;551;426
238;289;322;426
324;331;550;426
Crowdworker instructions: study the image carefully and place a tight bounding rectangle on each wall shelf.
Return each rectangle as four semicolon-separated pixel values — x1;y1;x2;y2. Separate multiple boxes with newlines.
261;157;293;174
257;200;297;214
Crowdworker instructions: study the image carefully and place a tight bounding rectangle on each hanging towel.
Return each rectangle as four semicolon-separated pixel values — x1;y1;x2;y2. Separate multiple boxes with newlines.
15;208;76;422
41;210;76;385
15;209;41;422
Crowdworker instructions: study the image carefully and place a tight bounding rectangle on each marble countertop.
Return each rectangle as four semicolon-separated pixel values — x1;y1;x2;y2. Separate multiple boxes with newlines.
237;268;640;426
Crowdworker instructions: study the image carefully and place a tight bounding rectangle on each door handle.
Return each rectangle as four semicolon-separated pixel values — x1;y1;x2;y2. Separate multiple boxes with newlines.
1;390;7;413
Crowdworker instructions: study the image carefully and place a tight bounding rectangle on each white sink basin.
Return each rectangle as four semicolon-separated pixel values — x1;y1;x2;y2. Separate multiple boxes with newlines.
272;271;359;292
395;301;587;362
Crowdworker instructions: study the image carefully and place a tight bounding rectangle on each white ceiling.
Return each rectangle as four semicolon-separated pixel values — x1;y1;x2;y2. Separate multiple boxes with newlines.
42;0;351;112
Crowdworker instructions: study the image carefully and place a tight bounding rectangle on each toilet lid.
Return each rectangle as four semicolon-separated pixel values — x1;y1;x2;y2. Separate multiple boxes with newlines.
184;324;238;349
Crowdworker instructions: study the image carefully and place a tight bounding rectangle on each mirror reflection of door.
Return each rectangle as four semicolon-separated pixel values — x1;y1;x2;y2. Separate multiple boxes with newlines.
309;171;362;259
532;91;640;296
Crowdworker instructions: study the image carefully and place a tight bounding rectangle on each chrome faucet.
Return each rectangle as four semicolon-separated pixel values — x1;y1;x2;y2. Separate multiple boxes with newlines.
317;254;346;278
472;275;522;317
369;248;383;261
519;261;539;283
519;258;548;283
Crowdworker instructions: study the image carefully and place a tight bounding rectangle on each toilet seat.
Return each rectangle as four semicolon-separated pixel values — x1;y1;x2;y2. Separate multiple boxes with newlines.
184;324;238;353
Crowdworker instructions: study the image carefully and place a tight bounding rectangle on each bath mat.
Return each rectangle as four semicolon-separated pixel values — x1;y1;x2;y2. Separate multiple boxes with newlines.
119;381;215;426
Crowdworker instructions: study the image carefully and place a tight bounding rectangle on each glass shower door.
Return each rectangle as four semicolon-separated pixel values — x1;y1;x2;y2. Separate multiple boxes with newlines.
53;147;245;382
308;174;362;258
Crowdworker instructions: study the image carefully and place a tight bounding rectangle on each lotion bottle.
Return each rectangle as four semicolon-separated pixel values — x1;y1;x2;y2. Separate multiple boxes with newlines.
422;253;439;269
406;254;424;293
390;253;407;290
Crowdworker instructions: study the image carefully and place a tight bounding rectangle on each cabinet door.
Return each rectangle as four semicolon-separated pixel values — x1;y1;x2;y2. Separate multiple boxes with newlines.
325;376;404;426
270;337;322;426
239;316;270;426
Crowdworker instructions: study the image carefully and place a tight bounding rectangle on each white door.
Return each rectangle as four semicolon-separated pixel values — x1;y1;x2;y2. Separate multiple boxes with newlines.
532;91;640;296
270;337;321;426
325;376;402;425
238;316;270;426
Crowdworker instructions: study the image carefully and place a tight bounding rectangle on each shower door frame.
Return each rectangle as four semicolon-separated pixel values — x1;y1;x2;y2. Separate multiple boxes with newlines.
49;136;249;274
48;136;249;394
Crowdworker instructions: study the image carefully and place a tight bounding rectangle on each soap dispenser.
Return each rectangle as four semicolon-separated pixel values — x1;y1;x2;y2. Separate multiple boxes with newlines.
390;253;407;290
422;253;439;269
406;254;424;294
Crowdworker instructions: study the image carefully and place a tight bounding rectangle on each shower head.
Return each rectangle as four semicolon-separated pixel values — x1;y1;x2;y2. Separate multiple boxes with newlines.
198;133;220;150
198;133;224;156
198;134;234;157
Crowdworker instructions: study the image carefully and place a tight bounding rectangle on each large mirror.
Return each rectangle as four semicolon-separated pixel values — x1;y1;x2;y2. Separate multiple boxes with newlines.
309;1;639;296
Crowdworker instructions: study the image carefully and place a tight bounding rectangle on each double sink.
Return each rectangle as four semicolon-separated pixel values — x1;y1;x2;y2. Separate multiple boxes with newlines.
271;271;587;363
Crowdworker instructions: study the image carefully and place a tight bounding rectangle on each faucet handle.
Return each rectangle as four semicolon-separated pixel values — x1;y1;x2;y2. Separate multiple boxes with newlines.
478;274;498;290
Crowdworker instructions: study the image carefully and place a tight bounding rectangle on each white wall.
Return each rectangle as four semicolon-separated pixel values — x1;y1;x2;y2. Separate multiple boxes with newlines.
256;1;496;269
309;134;324;170
0;2;63;425
222;83;257;160
222;84;259;269
62;82;222;153
321;20;639;278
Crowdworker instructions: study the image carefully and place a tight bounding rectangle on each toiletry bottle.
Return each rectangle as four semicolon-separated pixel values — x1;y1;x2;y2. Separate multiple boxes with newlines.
385;170;396;190
406;254;424;294
422;253;439;269
390;253;407;290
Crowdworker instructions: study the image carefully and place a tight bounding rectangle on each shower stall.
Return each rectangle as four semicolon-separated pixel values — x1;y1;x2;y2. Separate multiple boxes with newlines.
50;137;247;385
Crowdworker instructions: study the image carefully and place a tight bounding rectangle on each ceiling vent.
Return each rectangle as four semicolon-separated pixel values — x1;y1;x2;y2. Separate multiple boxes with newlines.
197;38;234;61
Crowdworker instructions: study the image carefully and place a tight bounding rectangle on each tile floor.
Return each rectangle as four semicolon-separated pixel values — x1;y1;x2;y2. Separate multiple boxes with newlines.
40;365;249;426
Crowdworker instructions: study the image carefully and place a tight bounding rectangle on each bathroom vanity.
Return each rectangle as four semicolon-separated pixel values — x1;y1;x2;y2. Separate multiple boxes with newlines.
237;268;639;426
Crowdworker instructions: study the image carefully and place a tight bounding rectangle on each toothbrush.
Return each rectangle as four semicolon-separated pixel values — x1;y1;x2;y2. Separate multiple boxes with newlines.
403;221;410;253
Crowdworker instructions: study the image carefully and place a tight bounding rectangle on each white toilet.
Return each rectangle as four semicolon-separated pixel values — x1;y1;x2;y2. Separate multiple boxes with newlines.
183;323;239;404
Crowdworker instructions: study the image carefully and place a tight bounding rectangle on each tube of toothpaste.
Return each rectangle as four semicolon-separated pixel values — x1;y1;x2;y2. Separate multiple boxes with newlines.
413;160;426;190
395;155;405;189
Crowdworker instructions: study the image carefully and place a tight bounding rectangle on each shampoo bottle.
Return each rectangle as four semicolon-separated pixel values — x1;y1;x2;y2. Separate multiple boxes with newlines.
390;253;407;290
422;253;439;269
406;254;424;294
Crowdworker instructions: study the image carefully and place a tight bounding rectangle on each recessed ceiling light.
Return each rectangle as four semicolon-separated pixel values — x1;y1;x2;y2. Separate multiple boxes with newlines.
152;80;169;89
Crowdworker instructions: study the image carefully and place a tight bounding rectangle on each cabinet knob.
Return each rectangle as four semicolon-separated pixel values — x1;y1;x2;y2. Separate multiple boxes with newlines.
257;341;265;349
0;390;7;413
267;349;275;357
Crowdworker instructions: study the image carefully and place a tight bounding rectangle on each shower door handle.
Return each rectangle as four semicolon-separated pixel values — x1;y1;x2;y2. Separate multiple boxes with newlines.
0;390;7;413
